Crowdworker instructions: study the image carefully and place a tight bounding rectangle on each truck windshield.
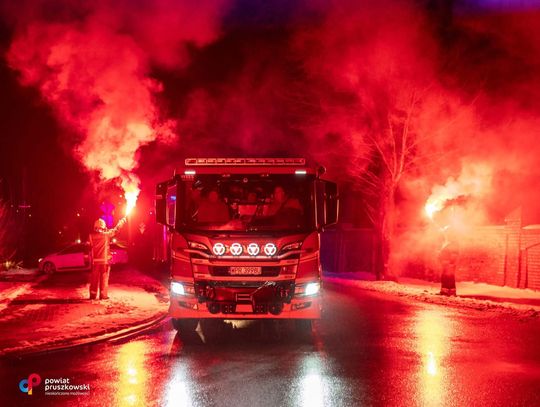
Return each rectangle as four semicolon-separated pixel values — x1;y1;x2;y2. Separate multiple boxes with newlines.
178;174;314;233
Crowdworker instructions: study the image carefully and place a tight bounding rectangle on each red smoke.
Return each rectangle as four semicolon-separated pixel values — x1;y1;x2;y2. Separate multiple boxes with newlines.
6;0;229;212
4;0;540;272
157;1;540;274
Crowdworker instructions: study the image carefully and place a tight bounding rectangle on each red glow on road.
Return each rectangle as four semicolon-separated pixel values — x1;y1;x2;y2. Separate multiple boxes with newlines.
116;342;150;406
414;309;453;406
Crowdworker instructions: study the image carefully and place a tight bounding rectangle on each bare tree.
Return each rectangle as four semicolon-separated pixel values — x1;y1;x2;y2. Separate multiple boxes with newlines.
360;92;421;280
296;80;423;279
358;86;466;279
297;79;463;279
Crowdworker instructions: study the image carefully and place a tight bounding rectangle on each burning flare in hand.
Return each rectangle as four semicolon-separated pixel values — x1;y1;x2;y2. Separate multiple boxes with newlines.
424;199;443;220
424;163;492;221
125;192;138;216
122;176;140;217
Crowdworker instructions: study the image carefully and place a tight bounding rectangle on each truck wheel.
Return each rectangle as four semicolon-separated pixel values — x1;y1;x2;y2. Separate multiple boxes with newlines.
172;318;198;332
295;319;314;339
198;319;231;344
172;318;200;343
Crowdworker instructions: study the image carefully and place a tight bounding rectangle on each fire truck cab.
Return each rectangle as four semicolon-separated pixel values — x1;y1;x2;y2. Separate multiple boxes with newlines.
156;158;338;333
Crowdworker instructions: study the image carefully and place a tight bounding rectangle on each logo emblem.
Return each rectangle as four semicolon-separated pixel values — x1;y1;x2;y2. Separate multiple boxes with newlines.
264;243;277;256
212;243;225;256
230;243;243;256
19;373;41;395
247;243;260;256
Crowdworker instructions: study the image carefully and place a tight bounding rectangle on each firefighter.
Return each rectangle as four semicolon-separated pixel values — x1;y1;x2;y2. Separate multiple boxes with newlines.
439;226;459;296
196;189;230;223
265;186;303;216
89;217;127;300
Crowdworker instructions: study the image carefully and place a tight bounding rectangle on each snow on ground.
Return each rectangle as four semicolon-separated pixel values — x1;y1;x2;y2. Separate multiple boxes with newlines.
324;272;540;318
0;267;40;276
0;267;169;356
0;279;45;313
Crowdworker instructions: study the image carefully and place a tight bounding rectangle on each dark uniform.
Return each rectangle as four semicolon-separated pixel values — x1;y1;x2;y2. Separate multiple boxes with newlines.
89;217;126;300
439;240;459;296
196;190;230;223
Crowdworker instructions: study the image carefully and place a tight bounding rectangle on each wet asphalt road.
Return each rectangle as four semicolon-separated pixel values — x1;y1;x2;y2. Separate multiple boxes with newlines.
2;282;540;407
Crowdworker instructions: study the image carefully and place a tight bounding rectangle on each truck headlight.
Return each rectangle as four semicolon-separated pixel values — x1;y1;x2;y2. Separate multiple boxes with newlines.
171;282;185;295
304;282;320;296
281;241;302;252
188;241;209;252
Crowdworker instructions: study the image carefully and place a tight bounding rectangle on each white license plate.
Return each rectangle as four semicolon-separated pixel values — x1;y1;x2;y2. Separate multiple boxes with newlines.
229;266;262;275
236;304;253;313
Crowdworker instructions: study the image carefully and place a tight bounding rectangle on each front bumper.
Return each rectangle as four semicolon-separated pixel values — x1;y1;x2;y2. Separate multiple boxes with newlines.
169;281;321;319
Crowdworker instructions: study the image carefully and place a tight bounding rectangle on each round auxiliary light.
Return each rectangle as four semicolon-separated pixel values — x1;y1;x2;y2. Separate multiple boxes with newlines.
264;243;277;256
213;243;226;256
247;243;260;256
230;242;243;256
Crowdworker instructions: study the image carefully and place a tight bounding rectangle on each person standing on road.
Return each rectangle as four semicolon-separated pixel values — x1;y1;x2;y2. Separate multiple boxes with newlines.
439;226;459;296
89;217;127;300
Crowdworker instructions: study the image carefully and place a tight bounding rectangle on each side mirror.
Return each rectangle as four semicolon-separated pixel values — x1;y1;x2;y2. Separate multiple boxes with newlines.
155;182;168;225
324;181;339;227
315;180;339;229
315;180;326;230
165;183;178;227
156;180;179;228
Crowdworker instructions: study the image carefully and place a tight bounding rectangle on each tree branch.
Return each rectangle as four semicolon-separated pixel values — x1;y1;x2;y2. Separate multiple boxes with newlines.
366;133;394;178
387;114;398;176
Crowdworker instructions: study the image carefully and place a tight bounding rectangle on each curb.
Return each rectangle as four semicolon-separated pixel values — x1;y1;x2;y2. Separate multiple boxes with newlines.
1;311;168;359
324;276;540;318
0;267;171;359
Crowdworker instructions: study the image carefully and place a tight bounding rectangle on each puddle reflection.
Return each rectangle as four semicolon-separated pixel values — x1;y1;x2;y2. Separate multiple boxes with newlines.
165;320;340;406
297;354;326;407
115;342;150;407
164;369;194;407
414;309;453;406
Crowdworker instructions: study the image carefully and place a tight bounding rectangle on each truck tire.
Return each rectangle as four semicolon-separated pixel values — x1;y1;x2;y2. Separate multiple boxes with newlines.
198;319;231;344
295;319;314;339
171;318;199;342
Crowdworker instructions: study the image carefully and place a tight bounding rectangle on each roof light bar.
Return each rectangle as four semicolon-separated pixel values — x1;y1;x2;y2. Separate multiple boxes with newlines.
185;158;306;166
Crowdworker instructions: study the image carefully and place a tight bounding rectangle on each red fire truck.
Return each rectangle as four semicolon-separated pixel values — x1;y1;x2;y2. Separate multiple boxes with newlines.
156;158;338;334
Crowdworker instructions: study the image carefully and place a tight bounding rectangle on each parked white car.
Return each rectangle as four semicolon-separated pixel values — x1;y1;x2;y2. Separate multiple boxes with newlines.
38;242;128;273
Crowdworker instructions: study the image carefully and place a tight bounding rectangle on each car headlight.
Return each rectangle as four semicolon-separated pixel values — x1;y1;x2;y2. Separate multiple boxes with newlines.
188;241;209;251
281;241;303;252
38;258;43;263
171;282;185;295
